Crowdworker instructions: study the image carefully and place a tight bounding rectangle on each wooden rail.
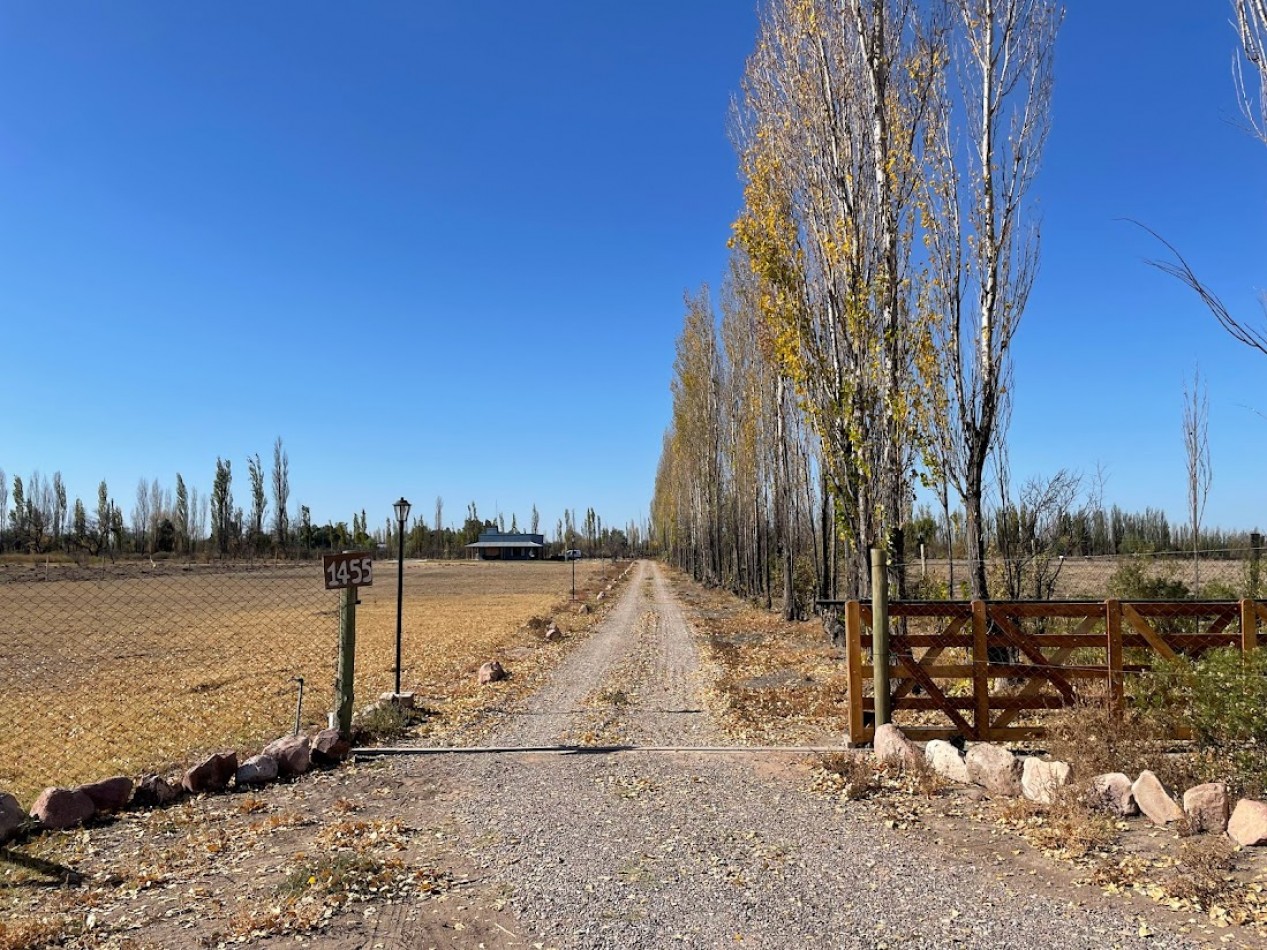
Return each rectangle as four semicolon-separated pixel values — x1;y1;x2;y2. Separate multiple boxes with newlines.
824;599;1267;745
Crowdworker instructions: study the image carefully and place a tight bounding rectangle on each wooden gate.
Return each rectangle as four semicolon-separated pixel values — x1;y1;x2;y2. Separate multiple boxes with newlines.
831;599;1267;745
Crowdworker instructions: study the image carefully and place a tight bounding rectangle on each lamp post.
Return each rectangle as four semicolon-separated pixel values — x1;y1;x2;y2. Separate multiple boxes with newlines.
393;497;411;695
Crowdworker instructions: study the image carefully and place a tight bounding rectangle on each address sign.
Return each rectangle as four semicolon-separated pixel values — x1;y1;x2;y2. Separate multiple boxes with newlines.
322;552;374;590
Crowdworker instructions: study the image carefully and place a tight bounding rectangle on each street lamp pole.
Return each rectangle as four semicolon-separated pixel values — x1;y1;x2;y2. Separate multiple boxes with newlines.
393;497;411;696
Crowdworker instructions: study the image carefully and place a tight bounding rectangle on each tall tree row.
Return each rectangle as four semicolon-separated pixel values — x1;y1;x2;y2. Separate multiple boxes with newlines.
653;269;825;617
656;0;1061;604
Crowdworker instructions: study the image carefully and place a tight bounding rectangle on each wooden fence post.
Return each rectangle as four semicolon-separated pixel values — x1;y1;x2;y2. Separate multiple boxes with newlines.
971;600;989;741
336;586;357;734
1106;599;1124;713
1242;598;1258;654
845;600;866;745
871;548;890;728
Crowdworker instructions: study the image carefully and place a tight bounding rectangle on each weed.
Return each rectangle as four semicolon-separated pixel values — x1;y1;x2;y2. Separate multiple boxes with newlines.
1043;697;1169;782
1163;836;1238;907
235;795;268;815
0;917;79;950
818;753;881;800
351;702;411;745
279;851;398;902
598;688;631;706
997;788;1118;859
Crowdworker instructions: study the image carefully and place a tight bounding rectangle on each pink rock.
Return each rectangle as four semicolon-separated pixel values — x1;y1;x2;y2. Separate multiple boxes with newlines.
29;787;95;830
235;754;279;786
1091;773;1138;817
76;776;133;813
263;735;311;777
1184;783;1230;834
478;661;507;684
133;774;179;807
966;744;1023;796
1228;799;1267;846
182;751;238;794
1132;770;1184;826
0;792;24;843
873;723;920;770
312;728;351;765
544;623;562;642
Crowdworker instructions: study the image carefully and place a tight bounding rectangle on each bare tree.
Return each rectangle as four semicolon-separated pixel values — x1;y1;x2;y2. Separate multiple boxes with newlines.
1183;366;1213;592
271;437;289;552
1139;4;1267;353
149;478;164;551
52;471;66;545
0;467;6;551
924;0;1062;600
175;474;189;554
248;453;267;554
133;478;151;555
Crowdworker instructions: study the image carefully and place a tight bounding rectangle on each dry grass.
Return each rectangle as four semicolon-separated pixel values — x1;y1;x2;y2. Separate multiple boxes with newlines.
0;558;618;803
670;574;848;745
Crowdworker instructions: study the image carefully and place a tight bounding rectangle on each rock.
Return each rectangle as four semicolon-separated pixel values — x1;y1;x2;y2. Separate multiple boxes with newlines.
924;739;971;783
1021;758;1072;805
1229;799;1267;846
236;754;279;786
1184;783;1231;834
966;744;1023;796
1132;770;1184;825
76;776;133;813
596;591;606;602
1091;773;1138;817
873;723;920;770
312;728;351;765
133;775;179;807
478;660;507;684
263;735;312;777
182;751;238;794
0;792;25;843
379;691;416;709
544;623;562;642
29;788;95;830
575;604;591;615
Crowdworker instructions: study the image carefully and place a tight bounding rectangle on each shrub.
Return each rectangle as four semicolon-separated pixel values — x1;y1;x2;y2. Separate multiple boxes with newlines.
1133;646;1267;796
1107;559;1190;600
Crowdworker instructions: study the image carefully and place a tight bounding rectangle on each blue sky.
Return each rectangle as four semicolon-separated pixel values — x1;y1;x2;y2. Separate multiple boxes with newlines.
0;2;1264;535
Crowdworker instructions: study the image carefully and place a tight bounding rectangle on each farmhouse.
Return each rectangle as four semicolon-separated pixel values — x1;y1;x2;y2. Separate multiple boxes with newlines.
466;529;546;561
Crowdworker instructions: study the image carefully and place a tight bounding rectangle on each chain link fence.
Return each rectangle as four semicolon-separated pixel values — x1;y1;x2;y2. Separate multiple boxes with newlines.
0;560;346;805
900;548;1264;601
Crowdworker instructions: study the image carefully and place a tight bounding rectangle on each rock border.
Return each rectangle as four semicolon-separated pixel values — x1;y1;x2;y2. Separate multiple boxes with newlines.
876;724;1242;841
5;725;354;845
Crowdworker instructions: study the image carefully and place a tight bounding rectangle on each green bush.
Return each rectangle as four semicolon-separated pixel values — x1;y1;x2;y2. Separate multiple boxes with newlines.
1134;646;1267;796
1107;559;1190;600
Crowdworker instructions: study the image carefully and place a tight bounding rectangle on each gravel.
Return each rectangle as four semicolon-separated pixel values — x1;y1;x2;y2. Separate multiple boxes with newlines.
390;561;1199;949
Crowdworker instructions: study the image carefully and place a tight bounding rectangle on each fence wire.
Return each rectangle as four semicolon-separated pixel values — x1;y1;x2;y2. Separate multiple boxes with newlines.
897;548;1264;602
0;560;343;804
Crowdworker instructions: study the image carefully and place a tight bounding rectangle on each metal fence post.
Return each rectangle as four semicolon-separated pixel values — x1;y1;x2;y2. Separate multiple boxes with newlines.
336;586;357;734
871;547;891;728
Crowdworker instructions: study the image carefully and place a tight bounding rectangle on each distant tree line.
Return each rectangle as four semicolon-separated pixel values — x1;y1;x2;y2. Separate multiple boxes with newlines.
0;438;645;563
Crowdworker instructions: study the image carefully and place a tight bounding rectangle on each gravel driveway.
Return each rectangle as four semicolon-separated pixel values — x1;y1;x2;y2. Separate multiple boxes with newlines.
387;561;1198;949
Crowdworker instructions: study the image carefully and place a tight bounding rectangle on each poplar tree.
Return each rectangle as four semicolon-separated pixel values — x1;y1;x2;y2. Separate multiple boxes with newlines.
271;437;289;551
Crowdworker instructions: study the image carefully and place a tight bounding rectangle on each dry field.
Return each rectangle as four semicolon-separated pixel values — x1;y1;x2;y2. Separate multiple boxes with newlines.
0;557;618;804
908;554;1254;600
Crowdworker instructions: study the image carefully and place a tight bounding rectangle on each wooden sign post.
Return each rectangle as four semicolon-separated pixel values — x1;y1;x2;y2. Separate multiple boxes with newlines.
323;552;373;734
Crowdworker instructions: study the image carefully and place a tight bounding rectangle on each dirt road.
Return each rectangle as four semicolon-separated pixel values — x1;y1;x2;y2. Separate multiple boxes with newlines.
8;561;1210;949
363;560;1196;949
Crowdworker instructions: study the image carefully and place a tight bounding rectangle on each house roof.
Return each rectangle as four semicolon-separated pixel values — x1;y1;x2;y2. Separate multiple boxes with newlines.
465;540;544;549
